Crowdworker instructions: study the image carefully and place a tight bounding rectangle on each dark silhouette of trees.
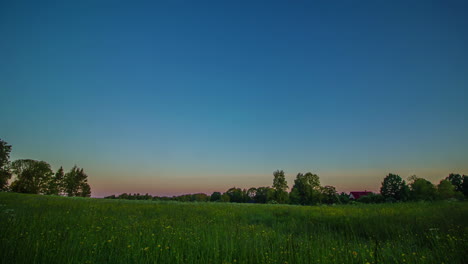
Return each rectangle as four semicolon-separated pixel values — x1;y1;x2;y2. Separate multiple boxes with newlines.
3;140;466;205
64;166;91;197
272;170;288;204
290;172;321;205
254;186;275;203
380;173;409;201
210;191;222;202
46;166;65;195
446;173;463;192
320;185;339;204
437;179;456;200
10;159;53;194
409;176;436;201
463;175;468;197
0;139;12;191
225;187;245;203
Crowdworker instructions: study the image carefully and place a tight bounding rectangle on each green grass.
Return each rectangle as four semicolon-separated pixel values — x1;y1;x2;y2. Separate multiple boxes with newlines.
0;193;467;264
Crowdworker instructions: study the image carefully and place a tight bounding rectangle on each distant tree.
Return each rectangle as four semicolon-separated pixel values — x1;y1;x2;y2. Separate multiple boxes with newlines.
463;175;468;197
410;177;436;201
210;191;222;202
220;193;230;202
254;186;275;203
225;187;244;203
10;159;53;194
380;173;409;201
320;185;338;204
192;193;209;202
337;192;350;204
290;172;321;205
0;139;12;191
446;173;463;192
46;166;65;195
437;180;456;200
246;187;257;203
357;193;384;204
272;170;288;203
64;166;91;197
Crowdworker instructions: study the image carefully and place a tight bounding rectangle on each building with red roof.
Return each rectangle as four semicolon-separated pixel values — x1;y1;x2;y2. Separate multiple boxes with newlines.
349;191;373;200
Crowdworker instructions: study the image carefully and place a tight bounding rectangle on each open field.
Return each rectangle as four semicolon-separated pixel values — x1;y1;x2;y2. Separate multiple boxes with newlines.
0;193;467;264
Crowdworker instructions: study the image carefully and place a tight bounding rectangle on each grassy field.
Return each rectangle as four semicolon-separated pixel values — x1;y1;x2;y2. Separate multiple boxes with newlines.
0;193;467;264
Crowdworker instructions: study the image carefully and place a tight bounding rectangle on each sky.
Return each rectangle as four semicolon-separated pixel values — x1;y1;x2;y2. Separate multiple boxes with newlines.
1;0;467;197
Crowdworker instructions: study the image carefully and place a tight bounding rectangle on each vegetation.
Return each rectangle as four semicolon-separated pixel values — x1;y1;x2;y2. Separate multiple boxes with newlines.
0;139;91;197
1;192;467;264
2;138;468;204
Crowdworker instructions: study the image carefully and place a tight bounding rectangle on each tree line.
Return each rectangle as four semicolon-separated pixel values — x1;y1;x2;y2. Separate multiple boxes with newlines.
2;138;467;203
105;170;468;204
0;139;91;197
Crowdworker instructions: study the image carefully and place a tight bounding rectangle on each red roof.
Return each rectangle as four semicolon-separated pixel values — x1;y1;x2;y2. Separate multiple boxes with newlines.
349;191;372;199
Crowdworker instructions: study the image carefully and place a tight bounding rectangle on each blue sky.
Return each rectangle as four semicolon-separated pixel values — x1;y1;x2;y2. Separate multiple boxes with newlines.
1;0;467;197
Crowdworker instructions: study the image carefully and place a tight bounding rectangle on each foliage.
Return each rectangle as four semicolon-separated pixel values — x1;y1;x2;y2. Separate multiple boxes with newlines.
46;167;65;195
380;173;409;201
225;187;246;203
254;186;275;204
64;166;91;197
10;159;53;194
272;170;288;204
357;193;384;204
0;139;12;191
446;173;463;192
337;192;351;204
320;185;338;204
410;177;437;201
463;175;468;197
437;180;456;200
210;191;221;202
290;172;321;205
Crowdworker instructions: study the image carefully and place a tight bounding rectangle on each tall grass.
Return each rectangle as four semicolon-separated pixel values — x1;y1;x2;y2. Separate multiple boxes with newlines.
0;192;467;264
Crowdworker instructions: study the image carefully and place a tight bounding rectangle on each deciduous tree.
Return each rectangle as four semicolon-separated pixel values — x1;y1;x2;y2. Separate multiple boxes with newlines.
437;179;455;200
10;159;53;194
0;139;12;191
446;173;463;192
380;173;409;201
272;170;288;203
64;166;91;197
290;172;321;205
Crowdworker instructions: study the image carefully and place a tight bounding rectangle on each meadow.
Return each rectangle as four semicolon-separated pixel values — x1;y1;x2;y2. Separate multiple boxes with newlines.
0;193;467;264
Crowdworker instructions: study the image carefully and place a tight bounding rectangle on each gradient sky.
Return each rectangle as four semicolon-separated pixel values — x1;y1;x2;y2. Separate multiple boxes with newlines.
1;0;467;197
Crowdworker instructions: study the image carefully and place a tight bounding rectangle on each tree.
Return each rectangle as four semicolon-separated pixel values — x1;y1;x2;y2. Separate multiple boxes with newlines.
357;193;384;204
290;172;321;205
338;192;350;204
320;185;338;204
446;173;463;192
225;187;244;203
246;187;257;203
463;175;468;197
64;166;91;197
437;179;455;200
410;177;436;201
10;159;53;194
272;170;288;203
210;191;222;202
46;166;65;195
254;186;275;203
0;139;12;191
220;193;230;202
380;173;408;201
